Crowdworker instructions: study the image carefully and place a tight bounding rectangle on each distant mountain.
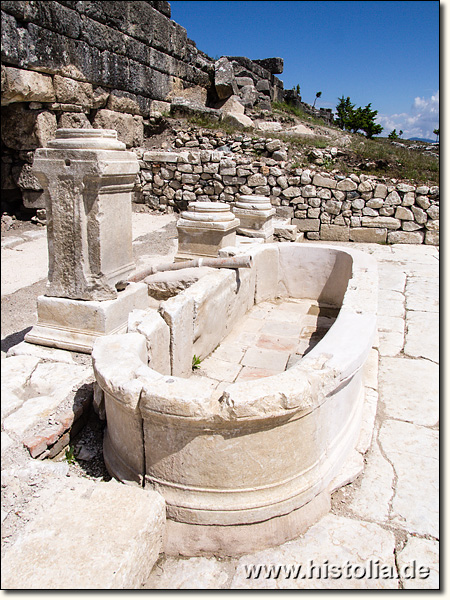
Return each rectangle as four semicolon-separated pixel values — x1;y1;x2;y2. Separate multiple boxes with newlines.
408;137;437;143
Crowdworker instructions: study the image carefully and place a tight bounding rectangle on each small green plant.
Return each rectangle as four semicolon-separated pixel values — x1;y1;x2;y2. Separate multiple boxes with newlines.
192;355;202;371
65;445;78;465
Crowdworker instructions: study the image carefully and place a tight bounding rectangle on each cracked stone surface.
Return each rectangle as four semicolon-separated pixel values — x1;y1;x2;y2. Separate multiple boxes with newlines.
379;357;439;426
1;223;439;589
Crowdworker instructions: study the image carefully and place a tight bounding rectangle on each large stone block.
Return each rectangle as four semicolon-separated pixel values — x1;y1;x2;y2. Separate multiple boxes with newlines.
1;66;55;105
1;479;166;589
349;227;387;243
54;74;93;107
361;216;401;229
1;104;57;150
214;57;238;99
387;231;425;244
292;218;320;232
320;224;350;241
252;57;284;74
92;109;143;147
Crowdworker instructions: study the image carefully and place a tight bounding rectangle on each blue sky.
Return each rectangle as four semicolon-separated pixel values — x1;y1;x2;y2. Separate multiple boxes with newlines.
170;1;440;139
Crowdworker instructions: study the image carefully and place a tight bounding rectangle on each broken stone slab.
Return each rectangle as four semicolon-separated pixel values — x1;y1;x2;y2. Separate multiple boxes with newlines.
405;276;439;312
6;341;76;364
144;556;235;589
404;310;439;363
379;357;439;427
143;266;214;300
397;537;439;589
230;513;397;589
377;315;404;357
2;360;92;437
348;440;395;523
1;355;42;419
1;479;166;589
378;420;439;538
256;121;283;132
127;308;171;375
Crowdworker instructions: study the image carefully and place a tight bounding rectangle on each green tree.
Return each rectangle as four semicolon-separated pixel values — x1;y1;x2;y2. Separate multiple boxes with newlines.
433;128;439;141
388;129;399;140
335;96;356;131
335;97;382;138
313;91;322;108
399;130;403;138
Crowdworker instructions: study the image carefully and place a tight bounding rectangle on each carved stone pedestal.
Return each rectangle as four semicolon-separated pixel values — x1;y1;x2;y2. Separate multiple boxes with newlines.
232;194;275;241
175;202;240;261
25;129;149;353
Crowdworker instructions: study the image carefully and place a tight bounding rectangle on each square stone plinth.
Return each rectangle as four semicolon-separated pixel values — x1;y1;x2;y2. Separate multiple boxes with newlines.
25;282;149;353
176;219;239;260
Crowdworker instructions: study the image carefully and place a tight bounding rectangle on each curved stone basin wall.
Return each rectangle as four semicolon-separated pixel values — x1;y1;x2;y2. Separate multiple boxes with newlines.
92;243;377;556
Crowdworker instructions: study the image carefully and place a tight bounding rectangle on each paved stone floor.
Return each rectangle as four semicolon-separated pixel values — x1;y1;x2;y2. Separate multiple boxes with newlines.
1;217;439;589
193;299;338;384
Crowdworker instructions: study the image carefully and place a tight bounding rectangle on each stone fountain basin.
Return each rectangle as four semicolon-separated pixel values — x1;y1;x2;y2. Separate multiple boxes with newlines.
92;243;377;556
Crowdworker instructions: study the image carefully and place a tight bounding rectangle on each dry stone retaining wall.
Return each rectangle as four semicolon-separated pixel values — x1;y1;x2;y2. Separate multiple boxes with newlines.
136;148;439;245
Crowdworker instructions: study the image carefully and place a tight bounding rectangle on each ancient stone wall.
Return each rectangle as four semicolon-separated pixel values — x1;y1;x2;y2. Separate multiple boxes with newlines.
1;1;289;215
0;0;214;213
136;146;439;245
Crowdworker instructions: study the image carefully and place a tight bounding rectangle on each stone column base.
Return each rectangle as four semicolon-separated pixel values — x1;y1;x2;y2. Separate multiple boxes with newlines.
25;283;149;353
175;220;240;261
163;489;331;557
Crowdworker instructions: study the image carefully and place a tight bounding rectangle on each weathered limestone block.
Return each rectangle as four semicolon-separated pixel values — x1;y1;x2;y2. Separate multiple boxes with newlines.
361;216;401;229
92;109;144;147
1;65;55;105
53;75;93;107
159;294;195;377
214;57;238;99
220;112;254;129
395;206;414;220
336;178;357;191
292;218;320;232
128;309;171;375
349;227;387;243
1;104;57;150
215;94;245;114
387;230;425;244
239;84;258;108
58;112;92;129
425;230;439;245
312;174;337;189
170;97;221;121
320;224;350;241
1;479;166;589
